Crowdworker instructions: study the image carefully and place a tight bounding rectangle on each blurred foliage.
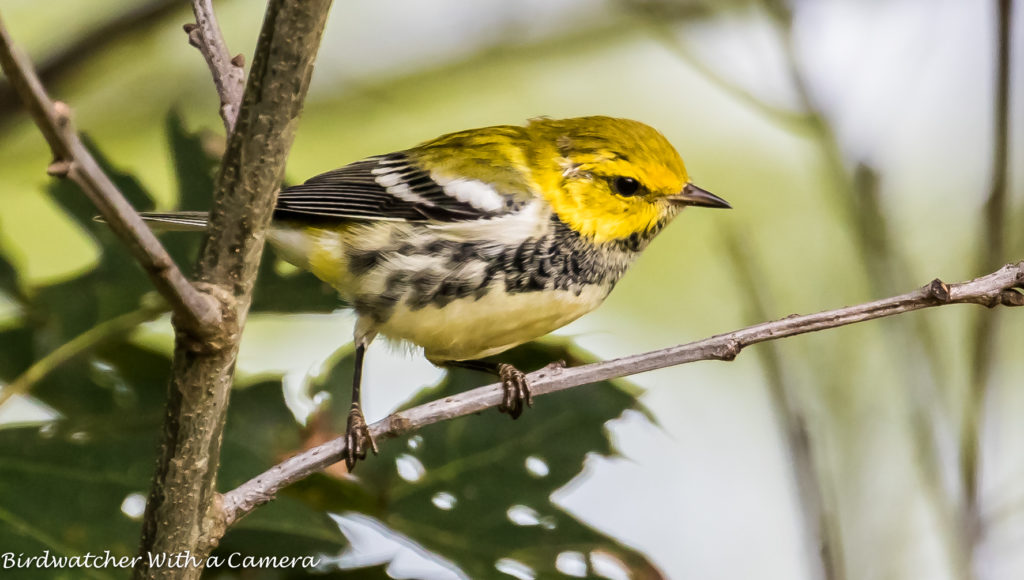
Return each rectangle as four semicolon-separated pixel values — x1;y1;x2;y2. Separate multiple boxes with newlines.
303;340;661;579
2;1;1023;579
0;115;658;578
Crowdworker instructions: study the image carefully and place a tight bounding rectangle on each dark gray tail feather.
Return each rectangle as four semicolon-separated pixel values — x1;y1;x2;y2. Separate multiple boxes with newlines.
95;211;210;231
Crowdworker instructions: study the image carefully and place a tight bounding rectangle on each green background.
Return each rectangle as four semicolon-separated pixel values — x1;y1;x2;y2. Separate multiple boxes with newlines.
1;1;1022;578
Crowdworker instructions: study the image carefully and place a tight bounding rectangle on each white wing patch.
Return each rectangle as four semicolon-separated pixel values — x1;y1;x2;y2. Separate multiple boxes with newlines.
427;200;550;245
438;178;506;212
372;166;434;205
279;152;522;223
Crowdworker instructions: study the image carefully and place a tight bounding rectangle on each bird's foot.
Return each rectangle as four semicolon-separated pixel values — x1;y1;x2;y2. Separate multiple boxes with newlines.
497;363;532;419
344;405;378;471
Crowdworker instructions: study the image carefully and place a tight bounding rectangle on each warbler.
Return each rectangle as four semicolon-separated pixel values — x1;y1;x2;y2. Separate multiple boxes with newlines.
138;116;730;469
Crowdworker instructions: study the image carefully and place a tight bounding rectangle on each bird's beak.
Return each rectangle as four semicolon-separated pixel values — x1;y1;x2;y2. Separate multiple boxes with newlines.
668;183;731;209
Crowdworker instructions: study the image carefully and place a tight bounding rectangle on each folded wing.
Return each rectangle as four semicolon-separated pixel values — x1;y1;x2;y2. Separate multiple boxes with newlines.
275;153;523;223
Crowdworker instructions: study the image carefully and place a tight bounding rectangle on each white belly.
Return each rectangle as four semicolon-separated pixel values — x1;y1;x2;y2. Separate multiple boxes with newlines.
377;283;610;361
268;222;627;361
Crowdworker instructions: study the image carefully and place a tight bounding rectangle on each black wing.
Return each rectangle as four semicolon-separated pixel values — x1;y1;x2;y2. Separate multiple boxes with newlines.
274;152;511;223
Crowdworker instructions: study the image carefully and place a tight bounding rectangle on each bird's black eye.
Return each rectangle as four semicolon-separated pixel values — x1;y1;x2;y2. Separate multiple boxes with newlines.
613;177;641;197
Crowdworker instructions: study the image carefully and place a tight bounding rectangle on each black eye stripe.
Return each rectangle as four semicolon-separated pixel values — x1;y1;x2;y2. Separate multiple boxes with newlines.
613;176;641;197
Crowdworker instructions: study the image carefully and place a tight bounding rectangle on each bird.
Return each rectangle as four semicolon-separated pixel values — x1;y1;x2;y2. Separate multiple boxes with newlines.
136;115;731;470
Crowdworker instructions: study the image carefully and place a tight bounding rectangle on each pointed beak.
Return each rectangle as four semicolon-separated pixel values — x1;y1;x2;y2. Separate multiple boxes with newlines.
669;183;731;209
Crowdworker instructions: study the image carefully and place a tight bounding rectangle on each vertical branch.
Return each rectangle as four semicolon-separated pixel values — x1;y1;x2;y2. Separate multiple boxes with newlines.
133;2;332;578
725;231;846;580
962;0;1014;547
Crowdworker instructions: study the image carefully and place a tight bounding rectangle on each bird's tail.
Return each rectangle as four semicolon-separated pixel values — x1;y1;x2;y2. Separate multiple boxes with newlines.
133;211;210;231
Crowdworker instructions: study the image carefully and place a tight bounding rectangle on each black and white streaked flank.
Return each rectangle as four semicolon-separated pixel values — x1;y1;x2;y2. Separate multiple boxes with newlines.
274;153;526;223
265;151;670;363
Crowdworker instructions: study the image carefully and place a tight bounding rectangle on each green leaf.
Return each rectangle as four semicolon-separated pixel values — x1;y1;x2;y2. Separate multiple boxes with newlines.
167;111;218;213
8;161;159;413
219;377;354;563
0;342;354;578
0;327;34;384
302;339;662;579
213;498;346;569
32;137;157;345
162;110;215;270
47;136;155;228
0;345;168;580
0;242;26;307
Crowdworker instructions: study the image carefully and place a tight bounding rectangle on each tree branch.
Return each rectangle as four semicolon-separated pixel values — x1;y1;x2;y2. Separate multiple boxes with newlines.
184;0;244;134
0;13;221;339
221;261;1024;526
133;2;332;578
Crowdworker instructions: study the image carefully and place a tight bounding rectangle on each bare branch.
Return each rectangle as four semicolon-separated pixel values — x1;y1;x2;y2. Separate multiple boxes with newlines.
134;1;332;577
186;0;245;134
0;15;221;339
221;261;1024;526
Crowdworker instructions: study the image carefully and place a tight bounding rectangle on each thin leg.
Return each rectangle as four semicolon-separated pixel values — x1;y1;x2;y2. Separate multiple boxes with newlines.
344;342;378;471
444;359;533;419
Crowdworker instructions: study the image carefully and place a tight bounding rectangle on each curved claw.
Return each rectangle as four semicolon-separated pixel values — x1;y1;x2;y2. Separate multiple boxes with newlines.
344;406;378;471
497;363;532;419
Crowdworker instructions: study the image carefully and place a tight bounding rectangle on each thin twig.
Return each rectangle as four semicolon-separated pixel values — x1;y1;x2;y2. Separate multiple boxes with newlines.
221;261;1024;525
186;0;245;134
963;0;1015;545
0;299;168;408
0;15;221;339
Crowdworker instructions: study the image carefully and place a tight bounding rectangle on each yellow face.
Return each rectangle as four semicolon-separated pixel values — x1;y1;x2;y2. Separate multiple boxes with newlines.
529;117;693;243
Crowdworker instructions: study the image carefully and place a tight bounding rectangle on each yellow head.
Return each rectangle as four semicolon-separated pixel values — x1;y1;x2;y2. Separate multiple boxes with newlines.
527;116;729;243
